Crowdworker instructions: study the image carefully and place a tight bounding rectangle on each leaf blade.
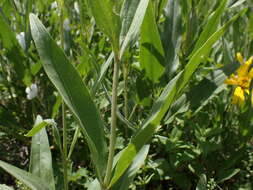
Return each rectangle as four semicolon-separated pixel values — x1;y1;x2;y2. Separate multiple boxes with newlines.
29;13;107;181
29;116;55;190
139;2;165;83
0;160;50;190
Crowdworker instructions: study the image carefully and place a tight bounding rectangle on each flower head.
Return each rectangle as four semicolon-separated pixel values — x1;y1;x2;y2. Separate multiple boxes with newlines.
25;84;38;100
225;53;253;106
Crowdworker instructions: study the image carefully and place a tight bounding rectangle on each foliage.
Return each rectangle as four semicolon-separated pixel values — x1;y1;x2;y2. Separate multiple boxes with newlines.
0;0;253;189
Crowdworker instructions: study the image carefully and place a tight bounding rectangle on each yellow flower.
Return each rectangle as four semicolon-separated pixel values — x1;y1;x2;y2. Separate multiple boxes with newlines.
225;53;253;106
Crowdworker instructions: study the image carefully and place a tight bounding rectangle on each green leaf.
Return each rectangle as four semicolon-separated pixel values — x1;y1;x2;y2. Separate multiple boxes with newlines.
196;174;207;190
190;0;227;57
161;0;182;75
29;14;107;181
120;0;150;58
111;145;150;190
110;11;242;186
165;61;240;123
217;168;240;183
0;160;50;190
25;115;56;137
139;2;165;83
120;0;141;41
91;0;150;95
91;52;114;96
86;0;121;51
68;126;81;159
29;116;55;190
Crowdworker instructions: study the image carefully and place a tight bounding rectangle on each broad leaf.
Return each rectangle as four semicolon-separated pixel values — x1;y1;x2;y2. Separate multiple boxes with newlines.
86;0;121;51
29;116;55;190
139;2;165;83
29;14;107;181
0;160;50;190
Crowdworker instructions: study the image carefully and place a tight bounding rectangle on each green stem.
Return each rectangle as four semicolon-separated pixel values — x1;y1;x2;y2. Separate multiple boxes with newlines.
123;62;129;119
58;2;68;189
104;52;120;187
123;62;129;138
62;102;68;190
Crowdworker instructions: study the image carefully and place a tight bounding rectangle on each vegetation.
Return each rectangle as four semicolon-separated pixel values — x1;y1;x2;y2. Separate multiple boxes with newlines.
0;0;253;189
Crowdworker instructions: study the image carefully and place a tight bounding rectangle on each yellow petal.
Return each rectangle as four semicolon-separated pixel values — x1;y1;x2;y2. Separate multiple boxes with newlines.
236;52;244;65
237;63;249;77
225;78;238;85
249;68;253;78
232;86;245;106
246;56;253;65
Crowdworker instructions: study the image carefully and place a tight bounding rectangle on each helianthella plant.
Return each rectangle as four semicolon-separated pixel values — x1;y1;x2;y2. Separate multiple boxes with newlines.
0;0;251;189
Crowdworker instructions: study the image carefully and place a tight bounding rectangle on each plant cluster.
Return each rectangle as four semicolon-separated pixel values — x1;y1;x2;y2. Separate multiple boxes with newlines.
0;0;253;189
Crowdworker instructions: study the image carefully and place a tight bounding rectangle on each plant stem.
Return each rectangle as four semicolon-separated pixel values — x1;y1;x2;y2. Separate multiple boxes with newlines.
59;2;68;189
123;62;129;138
62;102;68;190
104;52;120;187
123;62;129;119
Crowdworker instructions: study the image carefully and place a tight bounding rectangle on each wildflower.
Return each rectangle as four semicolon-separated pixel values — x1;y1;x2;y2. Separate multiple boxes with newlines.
25;84;38;100
16;32;26;50
225;53;253;106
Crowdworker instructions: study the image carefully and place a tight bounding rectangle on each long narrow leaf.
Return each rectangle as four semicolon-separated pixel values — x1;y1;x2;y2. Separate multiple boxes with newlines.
120;0;140;41
0;160;50;190
111;145;150;190
29;116;55;190
29;14;107;181
161;0;182;75
190;0;227;57
120;0;150;58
